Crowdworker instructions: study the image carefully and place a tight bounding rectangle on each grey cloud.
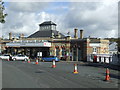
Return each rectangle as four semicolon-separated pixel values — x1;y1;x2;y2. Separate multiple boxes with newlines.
2;2;48;38
69;2;101;11
8;2;49;13
2;2;118;39
63;2;118;38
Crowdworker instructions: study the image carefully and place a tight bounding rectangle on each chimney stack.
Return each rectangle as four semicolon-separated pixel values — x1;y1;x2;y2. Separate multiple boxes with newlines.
21;33;24;38
66;35;71;41
74;28;78;39
80;29;83;39
20;33;24;39
9;32;12;40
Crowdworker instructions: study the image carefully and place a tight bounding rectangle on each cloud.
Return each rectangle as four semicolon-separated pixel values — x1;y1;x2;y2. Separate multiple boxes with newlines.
63;2;118;38
1;1;118;39
2;2;70;38
8;2;49;13
2;2;50;38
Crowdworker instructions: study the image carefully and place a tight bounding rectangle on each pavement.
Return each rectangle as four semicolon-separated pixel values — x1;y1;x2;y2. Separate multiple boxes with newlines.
1;60;120;88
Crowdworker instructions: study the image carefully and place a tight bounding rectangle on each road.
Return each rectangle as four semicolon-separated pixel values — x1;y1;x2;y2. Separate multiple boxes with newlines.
2;60;119;88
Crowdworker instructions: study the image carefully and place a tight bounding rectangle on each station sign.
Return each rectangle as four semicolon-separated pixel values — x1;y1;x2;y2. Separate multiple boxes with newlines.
6;40;51;47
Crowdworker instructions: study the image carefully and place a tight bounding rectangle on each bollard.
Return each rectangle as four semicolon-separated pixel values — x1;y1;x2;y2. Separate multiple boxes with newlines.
73;64;78;74
52;60;56;68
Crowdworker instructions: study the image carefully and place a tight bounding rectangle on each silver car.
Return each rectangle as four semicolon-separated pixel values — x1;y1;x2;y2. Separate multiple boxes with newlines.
12;55;29;61
0;54;11;60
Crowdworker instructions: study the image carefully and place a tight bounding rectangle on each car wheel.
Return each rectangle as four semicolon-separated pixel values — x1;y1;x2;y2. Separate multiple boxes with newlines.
13;58;16;61
24;58;27;61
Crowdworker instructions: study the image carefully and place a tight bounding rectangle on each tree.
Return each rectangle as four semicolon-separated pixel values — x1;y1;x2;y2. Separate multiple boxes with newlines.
0;0;7;23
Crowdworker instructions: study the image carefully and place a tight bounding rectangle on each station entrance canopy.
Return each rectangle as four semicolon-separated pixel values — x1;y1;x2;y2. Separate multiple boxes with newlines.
6;40;51;47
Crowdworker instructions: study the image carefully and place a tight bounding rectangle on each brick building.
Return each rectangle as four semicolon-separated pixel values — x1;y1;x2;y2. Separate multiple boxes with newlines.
5;21;109;61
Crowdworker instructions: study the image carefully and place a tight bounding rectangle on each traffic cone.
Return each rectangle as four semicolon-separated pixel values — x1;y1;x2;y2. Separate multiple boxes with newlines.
52;60;56;68
105;68;110;81
73;64;78;74
35;59;39;64
27;59;30;63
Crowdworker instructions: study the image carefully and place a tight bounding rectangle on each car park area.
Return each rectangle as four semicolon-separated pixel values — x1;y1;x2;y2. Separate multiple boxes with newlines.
1;59;119;88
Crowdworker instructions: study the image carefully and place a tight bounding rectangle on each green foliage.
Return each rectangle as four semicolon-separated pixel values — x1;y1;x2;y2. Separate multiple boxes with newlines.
0;0;7;23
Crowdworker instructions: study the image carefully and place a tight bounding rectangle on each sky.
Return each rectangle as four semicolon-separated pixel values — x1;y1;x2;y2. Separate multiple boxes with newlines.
0;0;118;39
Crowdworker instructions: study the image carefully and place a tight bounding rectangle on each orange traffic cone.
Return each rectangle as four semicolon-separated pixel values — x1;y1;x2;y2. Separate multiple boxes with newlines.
73;64;78;74
28;59;30;63
35;59;39;64
52;60;56;68
105;68;110;81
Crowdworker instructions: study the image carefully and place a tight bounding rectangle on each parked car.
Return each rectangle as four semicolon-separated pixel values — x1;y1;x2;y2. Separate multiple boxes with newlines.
0;54;12;60
41;56;60;62
12;54;29;61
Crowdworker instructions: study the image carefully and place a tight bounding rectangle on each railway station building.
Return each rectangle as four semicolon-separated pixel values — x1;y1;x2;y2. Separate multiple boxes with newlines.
4;21;109;61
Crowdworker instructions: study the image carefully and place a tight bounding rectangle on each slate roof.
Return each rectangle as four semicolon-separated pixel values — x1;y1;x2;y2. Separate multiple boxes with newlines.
28;30;65;38
39;21;56;26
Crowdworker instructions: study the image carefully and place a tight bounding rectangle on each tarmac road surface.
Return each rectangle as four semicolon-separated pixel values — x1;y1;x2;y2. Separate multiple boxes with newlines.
2;60;119;88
